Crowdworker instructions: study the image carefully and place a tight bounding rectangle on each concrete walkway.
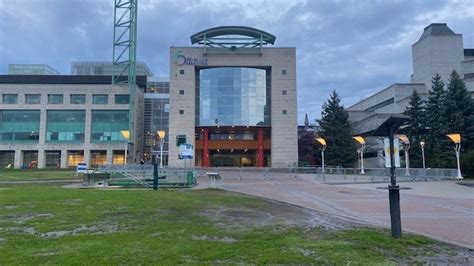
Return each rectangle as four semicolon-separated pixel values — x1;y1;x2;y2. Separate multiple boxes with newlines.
196;176;474;249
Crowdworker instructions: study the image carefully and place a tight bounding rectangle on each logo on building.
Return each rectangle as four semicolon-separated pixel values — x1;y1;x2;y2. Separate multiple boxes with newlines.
172;49;208;66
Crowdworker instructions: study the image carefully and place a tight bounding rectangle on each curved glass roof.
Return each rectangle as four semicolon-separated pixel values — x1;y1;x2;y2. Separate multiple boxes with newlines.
190;26;276;48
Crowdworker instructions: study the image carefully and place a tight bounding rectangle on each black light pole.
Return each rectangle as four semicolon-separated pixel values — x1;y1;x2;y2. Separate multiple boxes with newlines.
152;154;158;190
388;123;402;238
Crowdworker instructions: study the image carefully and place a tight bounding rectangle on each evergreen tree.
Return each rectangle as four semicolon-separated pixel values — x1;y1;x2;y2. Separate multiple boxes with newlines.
424;74;452;167
317;91;357;167
297;130;319;166
444;70;474;153
403;90;425;167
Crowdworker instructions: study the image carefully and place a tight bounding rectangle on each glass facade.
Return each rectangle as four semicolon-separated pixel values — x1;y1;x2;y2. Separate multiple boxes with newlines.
0;110;40;142
147;81;169;93
91;150;107;167
46;110;85;142
197;67;270;126
91;110;129;141
48;94;63;104
2;94;18;104
93;94;108;104
67;150;84;167
26;94;41;104
45;151;61;168
114;94;130;104
70;94;86;104
0;151;14;168
143;97;169;163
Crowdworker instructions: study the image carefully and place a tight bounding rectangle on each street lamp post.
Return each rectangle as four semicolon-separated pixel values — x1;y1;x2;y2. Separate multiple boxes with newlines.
398;135;410;176
315;137;327;174
447;134;463;180
352;136;366;174
420;141;426;169
157;130;166;169
120;130;130;165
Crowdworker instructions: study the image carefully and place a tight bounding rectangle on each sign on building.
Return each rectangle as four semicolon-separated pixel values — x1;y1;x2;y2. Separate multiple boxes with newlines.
384;138;400;168
179;144;194;159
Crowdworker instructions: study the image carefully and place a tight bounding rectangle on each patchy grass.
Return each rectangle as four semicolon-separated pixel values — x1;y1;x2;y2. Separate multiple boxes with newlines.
0;184;471;265
0;169;77;181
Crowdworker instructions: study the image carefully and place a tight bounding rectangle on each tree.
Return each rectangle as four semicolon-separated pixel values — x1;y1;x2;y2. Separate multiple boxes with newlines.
298;130;319;166
403;90;425;167
317;91;357;167
444;70;474;153
424;74;452;168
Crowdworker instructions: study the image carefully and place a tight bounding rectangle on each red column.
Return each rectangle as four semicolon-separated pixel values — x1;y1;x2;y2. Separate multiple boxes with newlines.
202;128;209;167
257;128;264;167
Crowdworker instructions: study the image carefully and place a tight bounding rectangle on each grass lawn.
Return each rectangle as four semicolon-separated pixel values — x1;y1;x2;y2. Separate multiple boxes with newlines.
0;169;78;181
0;183;469;265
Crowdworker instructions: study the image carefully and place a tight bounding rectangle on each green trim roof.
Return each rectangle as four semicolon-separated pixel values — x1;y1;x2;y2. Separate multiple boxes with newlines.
190;26;276;45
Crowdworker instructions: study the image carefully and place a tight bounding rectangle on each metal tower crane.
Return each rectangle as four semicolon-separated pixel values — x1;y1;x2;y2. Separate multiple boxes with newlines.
112;0;138;158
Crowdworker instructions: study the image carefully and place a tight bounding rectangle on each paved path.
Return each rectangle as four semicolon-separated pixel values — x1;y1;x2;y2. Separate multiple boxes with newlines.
196;176;474;248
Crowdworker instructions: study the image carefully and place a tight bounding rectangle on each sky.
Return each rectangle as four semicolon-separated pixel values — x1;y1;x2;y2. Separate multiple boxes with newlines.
0;0;473;124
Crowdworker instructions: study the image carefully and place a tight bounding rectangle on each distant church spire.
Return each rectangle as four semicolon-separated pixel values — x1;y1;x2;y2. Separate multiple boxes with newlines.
304;113;309;129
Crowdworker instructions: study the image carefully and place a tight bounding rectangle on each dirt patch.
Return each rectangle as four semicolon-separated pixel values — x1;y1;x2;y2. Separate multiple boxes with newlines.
6;227;36;235
40;222;119;238
405;244;474;265
3;205;17;209
3;213;53;224
192;234;237;243
198;201;360;232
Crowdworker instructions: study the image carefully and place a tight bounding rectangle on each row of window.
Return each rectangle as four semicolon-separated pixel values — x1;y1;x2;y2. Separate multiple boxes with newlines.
1;94;130;105
0;110;129;142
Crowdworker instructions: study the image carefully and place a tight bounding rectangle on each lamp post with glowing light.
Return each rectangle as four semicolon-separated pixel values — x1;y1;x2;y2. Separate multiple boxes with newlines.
447;133;463;180
120;130;130;165
398;135;410;176
157;130;166;169
352;136;366;174
315;137;327;174
420;141;426;169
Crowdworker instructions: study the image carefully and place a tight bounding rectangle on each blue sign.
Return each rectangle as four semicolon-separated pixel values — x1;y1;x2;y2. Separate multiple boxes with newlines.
179;144;194;160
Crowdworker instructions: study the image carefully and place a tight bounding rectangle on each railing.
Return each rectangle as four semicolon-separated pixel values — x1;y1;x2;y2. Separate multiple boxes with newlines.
96;164;458;185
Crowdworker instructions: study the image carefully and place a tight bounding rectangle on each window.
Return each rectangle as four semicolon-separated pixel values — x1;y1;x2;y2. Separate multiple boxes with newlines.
179;90;185;95
93;94;108;104
282;69;287;75
0;110;40;142
282;110;287;115
70;94;86;104
179;69;185;75
179;110;184;115
282;90;287;95
46;110;85;142
91;110;129;142
48;94;63;104
26;94;41;104
114;94;130;104
2;94;18;104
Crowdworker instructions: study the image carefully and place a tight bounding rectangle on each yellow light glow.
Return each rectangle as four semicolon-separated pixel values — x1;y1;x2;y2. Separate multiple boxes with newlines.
315;137;326;146
120;130;130;140
398;135;410;144
352;136;365;145
157;130;166;139
447;133;461;144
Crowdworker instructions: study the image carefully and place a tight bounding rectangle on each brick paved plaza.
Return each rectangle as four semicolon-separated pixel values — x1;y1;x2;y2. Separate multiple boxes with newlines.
196;174;474;248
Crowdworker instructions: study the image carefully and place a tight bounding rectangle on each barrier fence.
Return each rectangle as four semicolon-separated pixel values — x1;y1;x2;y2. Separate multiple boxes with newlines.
96;165;458;185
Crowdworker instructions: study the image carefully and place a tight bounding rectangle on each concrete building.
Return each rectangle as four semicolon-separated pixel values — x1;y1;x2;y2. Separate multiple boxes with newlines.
0;75;146;168
168;26;298;168
8;64;60;75
349;23;474;136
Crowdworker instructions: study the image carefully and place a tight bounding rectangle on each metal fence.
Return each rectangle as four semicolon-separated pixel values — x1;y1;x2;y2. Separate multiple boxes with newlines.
96;164;459;184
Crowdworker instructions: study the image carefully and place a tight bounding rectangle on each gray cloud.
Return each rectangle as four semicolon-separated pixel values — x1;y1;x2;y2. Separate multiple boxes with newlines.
0;0;473;124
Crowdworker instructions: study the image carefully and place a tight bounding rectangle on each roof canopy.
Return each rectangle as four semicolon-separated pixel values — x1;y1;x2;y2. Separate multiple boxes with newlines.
190;26;276;49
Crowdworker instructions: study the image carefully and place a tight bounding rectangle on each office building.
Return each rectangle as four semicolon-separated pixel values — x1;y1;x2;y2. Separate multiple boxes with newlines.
0;75;146;168
168;26;298;168
348;23;474;135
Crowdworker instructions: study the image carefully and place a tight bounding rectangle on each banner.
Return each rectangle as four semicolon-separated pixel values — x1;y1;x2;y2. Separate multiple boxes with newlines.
384;138;400;168
179;144;194;159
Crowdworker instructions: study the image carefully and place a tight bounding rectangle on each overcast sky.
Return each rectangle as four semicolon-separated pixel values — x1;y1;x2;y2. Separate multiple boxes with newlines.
1;0;473;124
